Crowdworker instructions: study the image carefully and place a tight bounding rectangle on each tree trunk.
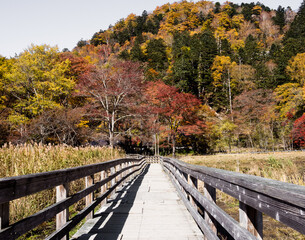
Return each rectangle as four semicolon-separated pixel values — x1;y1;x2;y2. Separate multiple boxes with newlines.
109;112;115;148
154;133;157;156
248;133;254;148
227;69;233;121
172;135;176;157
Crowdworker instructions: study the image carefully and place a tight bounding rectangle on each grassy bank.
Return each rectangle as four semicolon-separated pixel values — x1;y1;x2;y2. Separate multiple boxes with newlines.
0;143;125;239
181;151;305;185
180;152;305;239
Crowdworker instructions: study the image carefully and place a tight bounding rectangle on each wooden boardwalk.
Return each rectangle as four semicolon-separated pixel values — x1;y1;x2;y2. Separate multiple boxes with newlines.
71;164;204;240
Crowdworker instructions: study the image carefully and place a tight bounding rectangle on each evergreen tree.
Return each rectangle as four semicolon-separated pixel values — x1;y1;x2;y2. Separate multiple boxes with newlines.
274;0;305;85
171;31;217;97
241;2;256;21
130;42;146;62
284;0;305;40
192;31;217;97
171;32;196;93
119;49;130;60
214;2;221;14
282;0;305;56
146;38;167;72
239;35;261;65
273;6;285;33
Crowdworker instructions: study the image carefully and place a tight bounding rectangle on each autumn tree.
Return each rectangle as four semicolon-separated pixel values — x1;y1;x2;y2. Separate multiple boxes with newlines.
4;45;75;138
28;108;88;145
275;53;305;120
211;55;237;115
145;81;203;156
78;60;144;147
291;114;305;148
233;89;276;150
286;52;305;84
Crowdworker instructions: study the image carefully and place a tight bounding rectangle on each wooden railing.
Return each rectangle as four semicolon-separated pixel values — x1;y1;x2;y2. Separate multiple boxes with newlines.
2;155;305;240
145;155;161;164
0;156;146;240
162;157;305;240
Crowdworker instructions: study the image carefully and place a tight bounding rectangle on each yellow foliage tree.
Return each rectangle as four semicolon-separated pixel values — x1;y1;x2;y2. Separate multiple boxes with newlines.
274;53;305;120
275;83;304;119
286;53;305;85
4;45;75;135
212;55;237;116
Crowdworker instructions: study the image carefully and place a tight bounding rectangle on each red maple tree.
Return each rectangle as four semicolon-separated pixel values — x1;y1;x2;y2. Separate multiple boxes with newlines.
291;114;305;148
145;81;205;156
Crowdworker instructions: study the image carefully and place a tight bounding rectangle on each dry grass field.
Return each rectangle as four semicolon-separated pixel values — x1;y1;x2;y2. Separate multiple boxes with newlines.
0;143;125;239
180;151;305;240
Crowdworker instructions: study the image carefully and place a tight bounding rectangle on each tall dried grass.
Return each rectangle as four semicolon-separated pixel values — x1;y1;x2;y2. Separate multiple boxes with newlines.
181;151;305;185
0;143;124;178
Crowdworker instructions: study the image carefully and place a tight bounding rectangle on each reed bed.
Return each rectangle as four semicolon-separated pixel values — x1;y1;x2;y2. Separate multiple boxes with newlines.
0;143;124;178
0;143;125;239
180;151;305;185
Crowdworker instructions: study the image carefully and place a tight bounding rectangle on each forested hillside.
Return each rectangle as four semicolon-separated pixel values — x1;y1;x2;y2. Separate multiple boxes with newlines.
1;0;305;155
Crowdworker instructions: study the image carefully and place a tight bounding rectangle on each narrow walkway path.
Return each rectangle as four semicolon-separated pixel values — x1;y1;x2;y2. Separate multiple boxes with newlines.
72;164;204;240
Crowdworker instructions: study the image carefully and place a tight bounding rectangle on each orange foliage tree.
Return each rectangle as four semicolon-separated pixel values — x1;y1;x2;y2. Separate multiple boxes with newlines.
145;80;205;156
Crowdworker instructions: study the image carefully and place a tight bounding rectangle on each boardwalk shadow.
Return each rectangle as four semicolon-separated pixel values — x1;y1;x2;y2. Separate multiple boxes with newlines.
73;164;150;240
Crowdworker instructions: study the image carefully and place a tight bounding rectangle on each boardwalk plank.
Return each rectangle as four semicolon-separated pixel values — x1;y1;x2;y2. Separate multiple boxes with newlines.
72;164;204;240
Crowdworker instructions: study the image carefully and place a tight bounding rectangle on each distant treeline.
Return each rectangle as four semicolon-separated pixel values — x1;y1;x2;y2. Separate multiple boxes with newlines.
1;0;305;154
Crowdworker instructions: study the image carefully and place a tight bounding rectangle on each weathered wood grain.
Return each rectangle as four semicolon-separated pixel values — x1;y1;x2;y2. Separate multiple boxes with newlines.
46;162;147;240
0;157;144;204
0;160;146;239
239;202;263;240
165;157;305;207
204;182;217;236
163;157;305;235
0;202;9;230
164;162;257;240
85;175;94;220
164;165;219;240
56;183;69;240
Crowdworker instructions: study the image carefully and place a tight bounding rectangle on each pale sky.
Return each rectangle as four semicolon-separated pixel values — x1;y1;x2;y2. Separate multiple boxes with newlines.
0;0;303;58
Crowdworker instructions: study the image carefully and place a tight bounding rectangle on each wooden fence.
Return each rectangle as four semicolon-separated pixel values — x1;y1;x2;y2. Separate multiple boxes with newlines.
1;155;305;240
162;157;305;240
0;156;146;240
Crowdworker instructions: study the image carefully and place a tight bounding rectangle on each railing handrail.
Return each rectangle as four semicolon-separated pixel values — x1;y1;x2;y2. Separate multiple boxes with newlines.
0;157;147;240
2;155;305;239
0;157;143;204
161;156;305;239
164;157;305;207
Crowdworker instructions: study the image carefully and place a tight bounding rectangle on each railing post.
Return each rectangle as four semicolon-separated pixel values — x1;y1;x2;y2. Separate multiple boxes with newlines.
101;170;107;205
85;175;94;220
188;174;197;208
56;183;69;240
111;166;115;187
0;202;9;230
179;169;188;198
128;161;131;181
121;162;125;180
116;164;120;185
204;183;217;235
132;161;135;179
119;163;122;181
239;202;263;240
